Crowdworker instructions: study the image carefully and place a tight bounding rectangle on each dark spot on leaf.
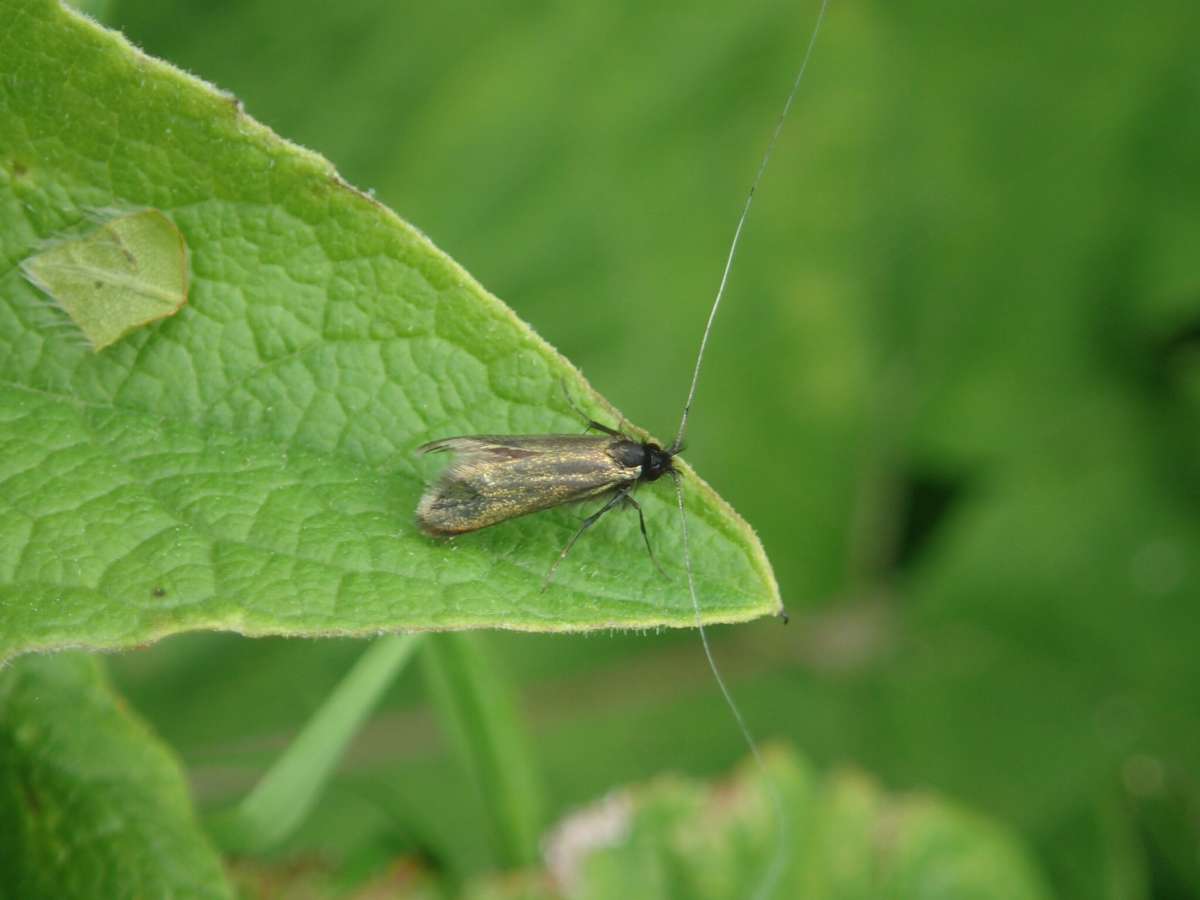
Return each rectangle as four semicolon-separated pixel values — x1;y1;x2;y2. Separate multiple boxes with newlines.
152;586;167;598
20;777;41;816
406;843;446;876
1141;307;1200;496
1162;313;1200;350
94;281;103;289
1153;311;1200;382
12;159;27;177
1123;763;1200;900
893;469;966;571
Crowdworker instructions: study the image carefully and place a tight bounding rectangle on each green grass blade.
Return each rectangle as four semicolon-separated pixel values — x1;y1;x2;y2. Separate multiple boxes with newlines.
421;633;544;868
210;633;422;854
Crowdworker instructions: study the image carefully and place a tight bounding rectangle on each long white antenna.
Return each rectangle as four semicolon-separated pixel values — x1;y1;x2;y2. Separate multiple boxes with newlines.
673;472;788;899
668;5;832;895
670;0;831;455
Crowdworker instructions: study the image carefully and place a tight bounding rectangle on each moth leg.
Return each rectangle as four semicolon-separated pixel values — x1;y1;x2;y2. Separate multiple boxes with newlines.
622;493;668;580
542;487;629;591
560;378;623;436
587;419;623;436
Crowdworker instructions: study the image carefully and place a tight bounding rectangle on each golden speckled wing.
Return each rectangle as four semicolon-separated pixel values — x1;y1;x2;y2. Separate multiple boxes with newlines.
415;435;642;535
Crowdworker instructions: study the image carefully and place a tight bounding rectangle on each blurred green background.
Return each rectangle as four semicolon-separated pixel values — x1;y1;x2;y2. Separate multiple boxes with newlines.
101;0;1199;896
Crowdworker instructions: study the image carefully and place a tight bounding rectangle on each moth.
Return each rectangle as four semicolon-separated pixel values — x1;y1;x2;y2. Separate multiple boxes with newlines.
416;413;678;586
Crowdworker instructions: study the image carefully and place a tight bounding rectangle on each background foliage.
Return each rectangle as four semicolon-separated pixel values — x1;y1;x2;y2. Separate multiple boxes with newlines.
4;0;1198;896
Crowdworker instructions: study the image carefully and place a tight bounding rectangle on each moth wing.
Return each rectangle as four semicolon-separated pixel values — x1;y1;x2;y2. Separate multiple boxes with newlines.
415;434;638;535
418;434;609;458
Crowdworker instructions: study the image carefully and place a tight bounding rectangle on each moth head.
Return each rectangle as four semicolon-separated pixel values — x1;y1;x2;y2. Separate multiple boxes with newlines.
640;442;675;482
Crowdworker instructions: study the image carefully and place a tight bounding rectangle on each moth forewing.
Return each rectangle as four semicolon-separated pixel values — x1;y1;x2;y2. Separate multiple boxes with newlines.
415;434;649;536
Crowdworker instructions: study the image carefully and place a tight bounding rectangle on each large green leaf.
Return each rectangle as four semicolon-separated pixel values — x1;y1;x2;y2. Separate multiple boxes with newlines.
0;653;231;899
0;0;779;663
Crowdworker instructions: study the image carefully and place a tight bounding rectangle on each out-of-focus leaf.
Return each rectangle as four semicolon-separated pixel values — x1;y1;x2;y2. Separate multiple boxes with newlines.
220;746;1052;900
0;654;231;899
544;746;1051;900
